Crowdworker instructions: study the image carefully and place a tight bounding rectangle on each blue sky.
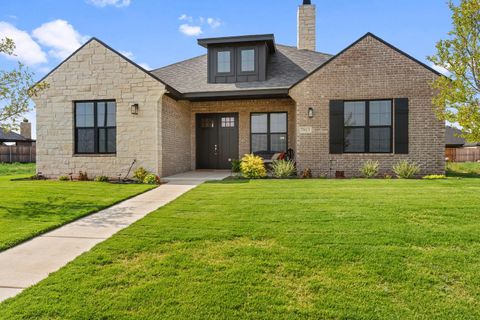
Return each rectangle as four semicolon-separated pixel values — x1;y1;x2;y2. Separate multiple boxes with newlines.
0;0;453;137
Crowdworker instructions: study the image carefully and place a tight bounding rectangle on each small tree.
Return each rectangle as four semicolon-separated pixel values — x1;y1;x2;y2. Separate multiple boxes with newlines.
428;0;480;142
0;37;48;131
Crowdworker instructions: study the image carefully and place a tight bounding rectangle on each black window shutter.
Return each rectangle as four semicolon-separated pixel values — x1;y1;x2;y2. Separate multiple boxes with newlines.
329;100;344;154
394;98;409;154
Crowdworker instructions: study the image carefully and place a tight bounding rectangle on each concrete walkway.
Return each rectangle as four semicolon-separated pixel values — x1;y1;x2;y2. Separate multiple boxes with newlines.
0;171;230;302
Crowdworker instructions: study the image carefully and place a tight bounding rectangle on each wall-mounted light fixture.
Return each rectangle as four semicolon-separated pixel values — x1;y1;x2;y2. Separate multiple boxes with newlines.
308;107;314;118
131;103;139;115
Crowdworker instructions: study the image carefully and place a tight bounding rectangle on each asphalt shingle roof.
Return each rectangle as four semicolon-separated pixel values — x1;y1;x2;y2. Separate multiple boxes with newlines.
150;44;332;95
0;130;29;142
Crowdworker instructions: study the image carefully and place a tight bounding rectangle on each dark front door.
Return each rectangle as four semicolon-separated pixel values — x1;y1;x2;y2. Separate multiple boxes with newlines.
196;113;239;169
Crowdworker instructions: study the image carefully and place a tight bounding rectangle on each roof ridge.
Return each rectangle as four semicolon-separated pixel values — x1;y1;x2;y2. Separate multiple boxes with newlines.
276;43;333;57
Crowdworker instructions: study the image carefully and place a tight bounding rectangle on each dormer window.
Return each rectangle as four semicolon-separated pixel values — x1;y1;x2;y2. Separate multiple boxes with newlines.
241;49;255;72
217;51;231;73
199;34;275;84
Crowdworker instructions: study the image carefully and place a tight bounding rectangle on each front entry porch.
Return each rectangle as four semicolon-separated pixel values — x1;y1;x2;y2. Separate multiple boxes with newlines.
162;170;231;183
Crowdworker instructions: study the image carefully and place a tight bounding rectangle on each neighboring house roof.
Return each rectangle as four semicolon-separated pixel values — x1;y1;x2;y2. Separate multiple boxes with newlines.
150;44;332;100
446;126;480;147
0;130;33;143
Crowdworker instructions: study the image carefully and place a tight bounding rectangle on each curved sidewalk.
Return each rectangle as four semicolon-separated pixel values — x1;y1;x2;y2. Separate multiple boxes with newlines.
0;170;230;302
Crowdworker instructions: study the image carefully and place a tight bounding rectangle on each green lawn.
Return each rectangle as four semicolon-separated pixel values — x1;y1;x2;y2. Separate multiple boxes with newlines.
0;163;154;251
447;161;480;178
1;178;479;319
0;162;35;176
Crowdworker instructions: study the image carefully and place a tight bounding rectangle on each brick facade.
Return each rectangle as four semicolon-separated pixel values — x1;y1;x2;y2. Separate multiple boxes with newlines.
290;35;445;177
34;40;165;178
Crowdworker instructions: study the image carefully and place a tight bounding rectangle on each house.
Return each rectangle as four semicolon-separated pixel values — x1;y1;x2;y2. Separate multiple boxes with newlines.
445;126;480;162
0;120;35;146
33;0;445;178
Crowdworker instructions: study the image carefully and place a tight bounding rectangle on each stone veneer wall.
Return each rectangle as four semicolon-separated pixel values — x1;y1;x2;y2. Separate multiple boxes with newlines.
34;40;165;178
290;35;445;178
189;99;296;169
161;96;192;177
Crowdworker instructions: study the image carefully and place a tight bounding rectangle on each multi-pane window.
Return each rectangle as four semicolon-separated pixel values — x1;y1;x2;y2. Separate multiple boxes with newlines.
251;112;287;155
75;101;116;154
217;51;231;73
221;117;235;128
344;100;392;153
241;49;255;72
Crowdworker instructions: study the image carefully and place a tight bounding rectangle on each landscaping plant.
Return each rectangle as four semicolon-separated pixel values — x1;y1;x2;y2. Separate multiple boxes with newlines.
78;171;89;181
271;160;296;178
423;174;447;180
94;176;109;182
231;159;241;173
301;168;313;179
143;174;160;185
393;160;420;179
360;160;379;178
58;175;69;181
240;154;267;179
133;167;149;182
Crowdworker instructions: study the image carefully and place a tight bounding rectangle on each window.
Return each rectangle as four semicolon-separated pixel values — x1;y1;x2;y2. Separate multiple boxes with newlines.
75;101;116;154
221;117;235;128
217;51;231;73
251;112;287;154
241;49;255;72
343;100;392;153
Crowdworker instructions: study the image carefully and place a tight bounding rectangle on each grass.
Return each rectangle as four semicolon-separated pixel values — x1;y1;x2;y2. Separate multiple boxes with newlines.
0;163;154;251
447;161;480;178
0;162;35;176
1;178;479;319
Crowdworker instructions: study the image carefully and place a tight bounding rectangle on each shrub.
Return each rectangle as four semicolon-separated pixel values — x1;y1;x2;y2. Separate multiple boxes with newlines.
240;154;267;179
383;174;392;179
94;176;109;182
133;167;149;182
423;174;447;180
78;171;89;181
58;175;69;181
231;159;241;173
301;168;312;179
272;160;296;178
359;160;379;178
143;174;160;185
392;160;420;179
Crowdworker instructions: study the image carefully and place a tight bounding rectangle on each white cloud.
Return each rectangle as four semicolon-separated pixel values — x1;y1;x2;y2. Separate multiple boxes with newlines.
179;24;203;37
207;18;221;29
429;62;451;76
0;21;47;65
87;0;131;8
138;62;150;70
120;50;134;59
32;19;89;60
179;14;193;22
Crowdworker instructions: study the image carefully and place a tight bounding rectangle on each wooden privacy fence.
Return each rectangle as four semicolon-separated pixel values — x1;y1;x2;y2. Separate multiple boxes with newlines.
446;147;480;162
0;145;36;163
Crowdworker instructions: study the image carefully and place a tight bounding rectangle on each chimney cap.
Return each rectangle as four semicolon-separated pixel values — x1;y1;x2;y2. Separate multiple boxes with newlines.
303;0;312;4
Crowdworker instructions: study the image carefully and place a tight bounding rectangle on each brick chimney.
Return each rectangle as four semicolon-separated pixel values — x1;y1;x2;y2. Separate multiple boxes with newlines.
20;119;31;140
297;0;316;51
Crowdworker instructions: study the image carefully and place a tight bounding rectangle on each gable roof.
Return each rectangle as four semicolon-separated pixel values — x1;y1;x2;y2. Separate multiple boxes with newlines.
150;44;332;100
34;37;181;99
290;32;444;90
